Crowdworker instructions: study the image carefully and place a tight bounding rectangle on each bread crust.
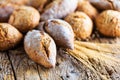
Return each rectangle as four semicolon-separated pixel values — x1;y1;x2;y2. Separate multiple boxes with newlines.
24;30;56;68
9;6;40;33
65;12;93;40
96;10;120;37
0;23;23;51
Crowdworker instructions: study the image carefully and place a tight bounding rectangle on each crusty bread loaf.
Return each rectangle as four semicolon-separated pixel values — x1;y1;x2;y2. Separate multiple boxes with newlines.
24;30;57;68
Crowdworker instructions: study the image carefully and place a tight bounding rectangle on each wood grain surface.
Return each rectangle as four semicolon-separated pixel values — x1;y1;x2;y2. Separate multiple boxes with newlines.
0;32;120;80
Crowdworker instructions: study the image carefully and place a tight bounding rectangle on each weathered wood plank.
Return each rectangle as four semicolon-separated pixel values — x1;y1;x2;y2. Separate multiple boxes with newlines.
0;52;14;80
37;50;103;80
37;52;82;80
8;47;40;80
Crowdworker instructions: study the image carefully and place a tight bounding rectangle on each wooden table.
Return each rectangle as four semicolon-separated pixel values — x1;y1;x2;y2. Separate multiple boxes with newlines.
0;33;120;80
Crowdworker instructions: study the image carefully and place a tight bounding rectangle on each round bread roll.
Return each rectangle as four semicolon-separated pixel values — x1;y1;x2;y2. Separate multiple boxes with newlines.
0;23;23;51
96;10;120;37
65;12;93;39
9;6;40;33
24;30;56;68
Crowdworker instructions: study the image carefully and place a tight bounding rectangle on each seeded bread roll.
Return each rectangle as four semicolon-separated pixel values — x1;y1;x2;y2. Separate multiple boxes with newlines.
0;23;23;51
24;30;56;68
96;10;120;37
65;12;93;40
9;6;40;33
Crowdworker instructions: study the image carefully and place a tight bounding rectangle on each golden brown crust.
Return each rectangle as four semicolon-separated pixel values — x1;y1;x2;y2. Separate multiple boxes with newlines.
96;10;120;37
24;30;56;68
9;6;40;33
65;11;93;40
77;0;98;20
0;23;23;51
44;19;74;49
